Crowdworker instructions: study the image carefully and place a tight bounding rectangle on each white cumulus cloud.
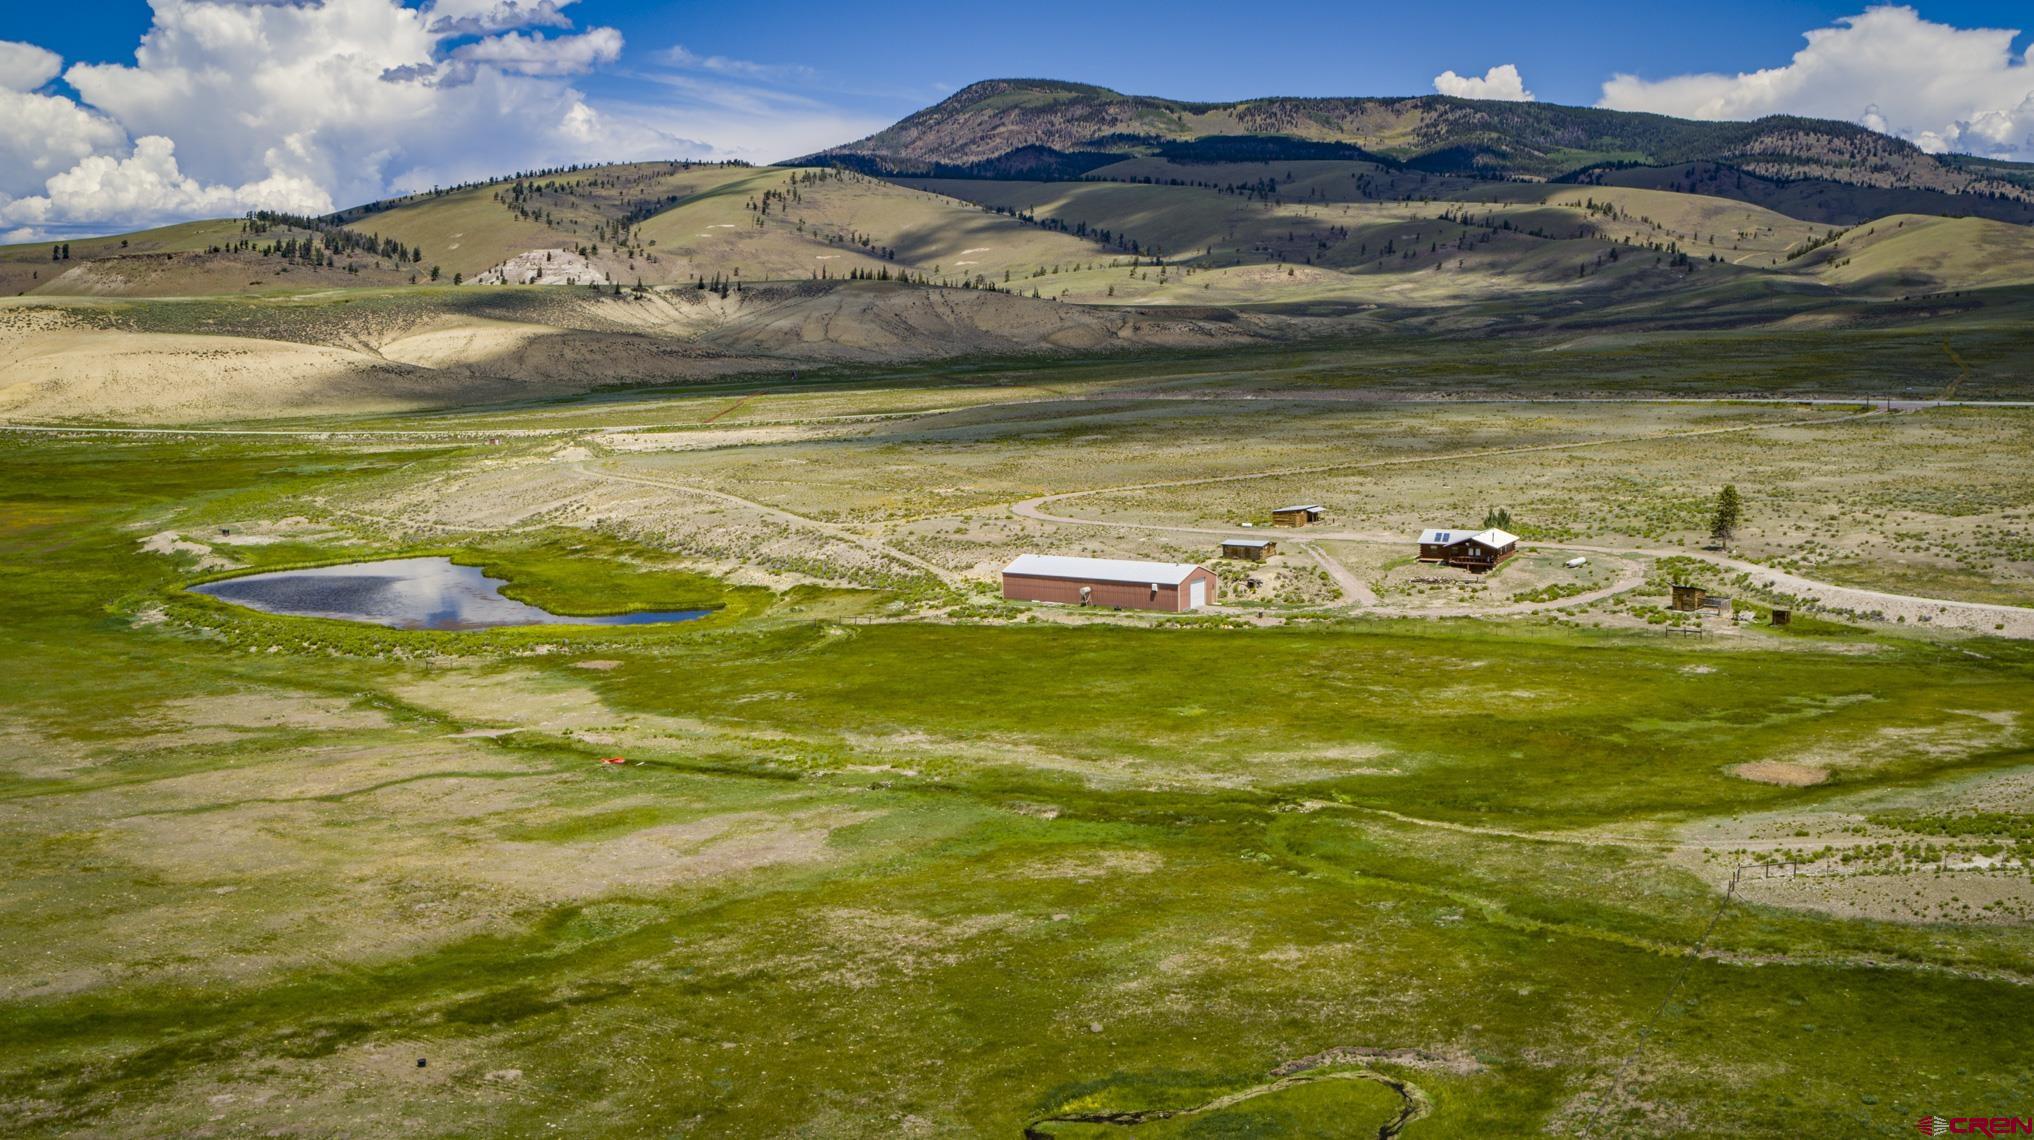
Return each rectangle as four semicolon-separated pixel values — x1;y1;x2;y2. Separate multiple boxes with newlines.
1433;64;1535;102
0;39;63;91
1598;6;2034;159
1;135;331;227
449;26;623;77
0;88;129;200
0;0;901;236
0;0;685;235
424;0;577;36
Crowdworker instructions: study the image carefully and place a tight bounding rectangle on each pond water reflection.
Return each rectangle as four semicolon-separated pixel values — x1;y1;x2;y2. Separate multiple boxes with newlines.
190;557;710;631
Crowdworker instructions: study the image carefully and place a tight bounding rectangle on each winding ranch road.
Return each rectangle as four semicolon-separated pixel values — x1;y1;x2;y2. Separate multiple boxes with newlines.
1011;408;2034;636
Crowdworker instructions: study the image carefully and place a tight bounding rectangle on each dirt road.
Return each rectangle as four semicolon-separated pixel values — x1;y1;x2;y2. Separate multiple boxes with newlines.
569;461;958;585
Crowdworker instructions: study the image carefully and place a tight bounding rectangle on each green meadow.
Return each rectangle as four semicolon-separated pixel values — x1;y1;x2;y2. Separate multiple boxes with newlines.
2;402;2031;1139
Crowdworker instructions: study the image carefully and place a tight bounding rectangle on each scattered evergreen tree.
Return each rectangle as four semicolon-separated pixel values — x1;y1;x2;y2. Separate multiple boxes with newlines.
1709;485;1742;546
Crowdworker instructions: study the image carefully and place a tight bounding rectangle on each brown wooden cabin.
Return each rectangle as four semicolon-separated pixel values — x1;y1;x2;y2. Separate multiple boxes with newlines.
1002;554;1219;612
1670;584;1707;611
1271;504;1324;527
1416;527;1520;571
1221;539;1276;561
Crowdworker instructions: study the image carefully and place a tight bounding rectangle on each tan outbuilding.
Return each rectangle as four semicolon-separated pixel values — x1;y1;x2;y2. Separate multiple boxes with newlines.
1002;554;1219;612
1220;539;1276;561
1271;504;1324;527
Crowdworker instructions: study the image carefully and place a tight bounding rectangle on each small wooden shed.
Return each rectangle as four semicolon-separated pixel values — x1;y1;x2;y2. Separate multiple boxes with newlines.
1770;608;1792;627
1271;504;1324;527
1670;584;1707;612
1221;539;1276;561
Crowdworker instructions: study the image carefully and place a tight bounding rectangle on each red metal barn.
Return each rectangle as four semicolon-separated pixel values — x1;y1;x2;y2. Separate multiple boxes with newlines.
1001;555;1219;612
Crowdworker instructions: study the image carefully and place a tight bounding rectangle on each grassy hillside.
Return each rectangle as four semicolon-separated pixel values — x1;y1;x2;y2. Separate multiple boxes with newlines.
901;173;1797;307
1;150;2031;366
329;161;771;282
631;167;1110;286
1791;214;2034;292
328;163;1113;290
0;219;337;299
1571;160;2034;226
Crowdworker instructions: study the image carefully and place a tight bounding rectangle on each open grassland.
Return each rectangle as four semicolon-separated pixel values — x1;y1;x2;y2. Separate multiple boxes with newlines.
279;366;2034;607
2;346;2031;1136
1034;402;2034;606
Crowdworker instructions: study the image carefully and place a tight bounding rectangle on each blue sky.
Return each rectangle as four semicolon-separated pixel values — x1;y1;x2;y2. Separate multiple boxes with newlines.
2;1;2033;235
10;0;2032;110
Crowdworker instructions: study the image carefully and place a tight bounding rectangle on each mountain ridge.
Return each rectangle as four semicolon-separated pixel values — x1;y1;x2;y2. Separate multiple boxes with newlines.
805;79;2034;225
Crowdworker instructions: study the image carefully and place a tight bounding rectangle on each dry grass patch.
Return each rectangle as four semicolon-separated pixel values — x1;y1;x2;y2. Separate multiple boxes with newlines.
1730;760;1830;786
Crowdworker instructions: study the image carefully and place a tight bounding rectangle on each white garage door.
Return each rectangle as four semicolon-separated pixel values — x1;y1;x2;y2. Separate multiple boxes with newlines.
1188;579;1206;609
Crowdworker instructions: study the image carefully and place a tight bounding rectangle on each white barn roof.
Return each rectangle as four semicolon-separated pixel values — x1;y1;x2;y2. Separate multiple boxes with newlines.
1274;504;1324;513
1003;554;1204;586
1419;527;1519;548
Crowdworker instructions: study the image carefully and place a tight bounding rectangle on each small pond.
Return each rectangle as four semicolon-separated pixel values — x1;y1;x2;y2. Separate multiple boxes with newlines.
190;557;712;631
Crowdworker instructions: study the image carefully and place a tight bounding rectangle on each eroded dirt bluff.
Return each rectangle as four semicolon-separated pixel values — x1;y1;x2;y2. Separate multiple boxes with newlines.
0;284;1278;423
